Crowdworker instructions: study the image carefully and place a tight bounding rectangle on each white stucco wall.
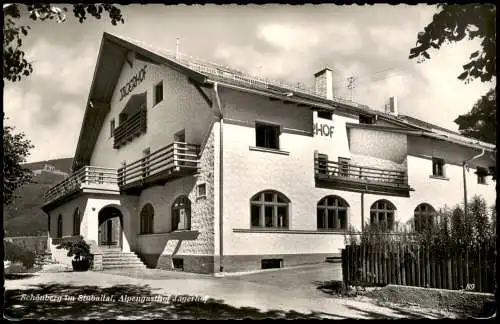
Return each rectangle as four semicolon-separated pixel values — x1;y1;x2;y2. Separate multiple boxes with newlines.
217;89;496;257
90;55;214;168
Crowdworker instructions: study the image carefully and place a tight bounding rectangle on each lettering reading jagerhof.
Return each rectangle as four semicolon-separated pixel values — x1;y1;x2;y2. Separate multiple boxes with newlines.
119;65;147;101
314;123;335;138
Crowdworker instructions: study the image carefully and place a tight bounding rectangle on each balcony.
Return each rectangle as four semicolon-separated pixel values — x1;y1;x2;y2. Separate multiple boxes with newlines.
43;166;119;210
42;142;199;210
114;109;147;149
119;142;199;193
314;153;411;197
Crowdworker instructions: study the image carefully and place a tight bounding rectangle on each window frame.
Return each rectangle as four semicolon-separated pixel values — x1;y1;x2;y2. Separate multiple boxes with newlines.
197;183;207;199
359;114;374;124
154;81;163;106
317;196;349;231
140;203;154;234
250;190;290;230
73;208;80;236
476;167;488;184
172;196;191;231
255;122;281;150
432;157;445;177
369;200;396;230
413;203;436;232
57;214;63;238
317;110;333;120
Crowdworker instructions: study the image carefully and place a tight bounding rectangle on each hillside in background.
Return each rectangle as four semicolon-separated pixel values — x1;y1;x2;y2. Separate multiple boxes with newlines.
4;157;73;236
23;157;74;174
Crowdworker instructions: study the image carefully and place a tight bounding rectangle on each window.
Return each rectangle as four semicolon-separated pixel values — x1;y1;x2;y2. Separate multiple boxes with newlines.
317;196;349;230
414;203;435;232
359;114;374;124
73;208;80;236
432;158;445;177
261;259;283;269
140;203;154;234
255;123;280;150
154;81;163;106
197;183;207;199
370;200;396;230
250;190;289;229
142;148;150;178
476;167;488;184
174;129;186;143
172;196;191;231
119;112;128;125
110;119;115;137
172;258;184;270
317;110;333;119
57;214;63;238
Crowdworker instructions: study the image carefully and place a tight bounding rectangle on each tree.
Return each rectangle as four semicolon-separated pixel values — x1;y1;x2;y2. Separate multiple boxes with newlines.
454;89;496;144
3;3;124;82
409;4;496;84
3;124;34;205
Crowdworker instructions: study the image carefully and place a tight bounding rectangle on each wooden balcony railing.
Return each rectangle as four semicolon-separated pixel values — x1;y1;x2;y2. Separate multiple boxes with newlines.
113;109;147;149
314;153;408;188
44;166;119;204
118;142;199;189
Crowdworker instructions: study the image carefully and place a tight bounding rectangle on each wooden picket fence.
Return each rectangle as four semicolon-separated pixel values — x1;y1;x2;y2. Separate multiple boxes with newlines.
341;243;496;293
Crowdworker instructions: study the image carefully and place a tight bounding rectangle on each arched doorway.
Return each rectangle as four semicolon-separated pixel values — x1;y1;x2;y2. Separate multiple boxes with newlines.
98;206;123;249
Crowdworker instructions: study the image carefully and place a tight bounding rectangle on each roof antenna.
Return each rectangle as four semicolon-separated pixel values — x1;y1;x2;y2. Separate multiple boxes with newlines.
175;37;180;59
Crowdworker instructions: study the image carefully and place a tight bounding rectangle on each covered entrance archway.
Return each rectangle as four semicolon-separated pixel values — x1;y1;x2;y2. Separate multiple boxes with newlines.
98;206;123;249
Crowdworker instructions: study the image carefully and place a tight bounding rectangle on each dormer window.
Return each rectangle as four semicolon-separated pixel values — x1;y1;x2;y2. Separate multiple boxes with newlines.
359;114;375;124
317;110;333;120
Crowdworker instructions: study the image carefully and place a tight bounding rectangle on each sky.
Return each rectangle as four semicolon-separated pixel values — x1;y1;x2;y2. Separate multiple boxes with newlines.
4;4;495;163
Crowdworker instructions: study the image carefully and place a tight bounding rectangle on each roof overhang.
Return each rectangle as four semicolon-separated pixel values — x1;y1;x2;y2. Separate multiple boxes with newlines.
347;122;496;153
72;32;208;170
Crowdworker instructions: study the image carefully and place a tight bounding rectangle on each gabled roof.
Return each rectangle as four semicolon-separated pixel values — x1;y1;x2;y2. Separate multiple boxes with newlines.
73;32;495;170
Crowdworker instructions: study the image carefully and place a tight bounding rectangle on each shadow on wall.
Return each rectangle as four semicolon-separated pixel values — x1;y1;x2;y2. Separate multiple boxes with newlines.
136;231;200;268
4;282;336;320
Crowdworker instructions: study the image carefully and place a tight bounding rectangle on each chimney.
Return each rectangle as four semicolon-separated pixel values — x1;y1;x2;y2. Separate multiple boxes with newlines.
386;96;398;115
314;68;333;100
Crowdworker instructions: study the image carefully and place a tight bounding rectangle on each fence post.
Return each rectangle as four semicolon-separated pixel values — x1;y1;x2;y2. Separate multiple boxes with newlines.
374;245;379;285
342;248;347;288
426;246;431;288
401;244;406;286
389;244;395;285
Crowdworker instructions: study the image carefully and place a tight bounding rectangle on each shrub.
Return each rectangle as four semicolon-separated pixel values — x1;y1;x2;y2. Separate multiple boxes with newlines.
4;241;36;269
5;261;28;275
55;235;92;261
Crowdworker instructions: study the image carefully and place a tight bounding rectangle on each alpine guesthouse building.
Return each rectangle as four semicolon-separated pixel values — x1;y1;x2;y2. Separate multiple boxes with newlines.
42;33;496;274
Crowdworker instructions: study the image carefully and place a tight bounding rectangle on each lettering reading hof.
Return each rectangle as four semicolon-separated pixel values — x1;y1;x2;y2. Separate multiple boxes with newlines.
314;123;335;138
119;65;147;101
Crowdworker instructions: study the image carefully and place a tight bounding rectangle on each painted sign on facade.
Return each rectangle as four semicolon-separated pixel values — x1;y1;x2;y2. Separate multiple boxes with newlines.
312;111;351;161
314;123;335;138
119;65;147;101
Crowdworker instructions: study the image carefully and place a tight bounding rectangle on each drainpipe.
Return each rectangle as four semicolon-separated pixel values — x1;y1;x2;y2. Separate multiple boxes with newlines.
213;82;224;273
462;149;485;218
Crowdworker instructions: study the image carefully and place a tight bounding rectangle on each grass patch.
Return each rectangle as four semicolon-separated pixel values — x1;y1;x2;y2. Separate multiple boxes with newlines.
363;284;496;318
